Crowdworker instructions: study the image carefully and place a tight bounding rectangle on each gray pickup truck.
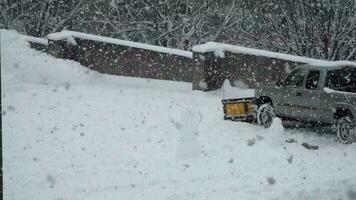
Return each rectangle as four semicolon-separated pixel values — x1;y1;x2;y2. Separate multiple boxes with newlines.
255;64;356;144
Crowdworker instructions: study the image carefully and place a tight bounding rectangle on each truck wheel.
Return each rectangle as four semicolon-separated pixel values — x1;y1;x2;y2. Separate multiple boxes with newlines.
336;117;355;144
257;103;276;128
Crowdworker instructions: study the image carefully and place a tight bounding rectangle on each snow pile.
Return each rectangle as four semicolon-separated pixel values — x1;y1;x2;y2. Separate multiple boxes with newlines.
47;30;193;58
269;118;284;135
1;29;98;86
232;80;249;89
222;79;234;90
269;118;286;146
193;42;356;67
221;79;254;99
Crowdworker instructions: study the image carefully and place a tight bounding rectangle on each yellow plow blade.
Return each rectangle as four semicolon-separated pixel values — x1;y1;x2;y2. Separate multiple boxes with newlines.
222;98;256;122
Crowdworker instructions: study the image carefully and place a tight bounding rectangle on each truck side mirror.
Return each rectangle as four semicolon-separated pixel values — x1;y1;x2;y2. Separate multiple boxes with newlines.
276;79;285;87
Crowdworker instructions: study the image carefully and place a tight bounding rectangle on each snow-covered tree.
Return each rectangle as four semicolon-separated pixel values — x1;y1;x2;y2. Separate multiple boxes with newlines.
1;0;355;60
238;0;356;60
0;0;85;37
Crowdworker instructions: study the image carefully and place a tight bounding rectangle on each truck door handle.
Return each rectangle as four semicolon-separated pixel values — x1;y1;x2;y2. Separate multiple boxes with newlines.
296;92;302;96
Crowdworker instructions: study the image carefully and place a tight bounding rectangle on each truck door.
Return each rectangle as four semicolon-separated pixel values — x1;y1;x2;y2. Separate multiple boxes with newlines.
299;70;322;121
282;69;322;121
277;68;308;119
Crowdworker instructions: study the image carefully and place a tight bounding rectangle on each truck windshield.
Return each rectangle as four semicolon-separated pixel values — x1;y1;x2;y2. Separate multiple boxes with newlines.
325;67;356;93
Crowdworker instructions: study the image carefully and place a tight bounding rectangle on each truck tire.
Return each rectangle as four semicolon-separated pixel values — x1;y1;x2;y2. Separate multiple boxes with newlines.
257;103;276;128
336;117;355;144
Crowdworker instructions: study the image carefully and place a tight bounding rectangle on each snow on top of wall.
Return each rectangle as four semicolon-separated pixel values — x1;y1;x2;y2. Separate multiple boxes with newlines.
47;30;193;58
23;35;48;45
309;60;356;67
192;42;322;63
192;42;356;67
323;87;356;95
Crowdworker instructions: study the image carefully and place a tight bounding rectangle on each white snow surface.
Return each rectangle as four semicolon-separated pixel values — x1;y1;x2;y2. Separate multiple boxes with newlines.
193;42;356;67
23;35;48;45
310;60;356;67
47;30;193;58
2;29;356;200
323;87;356;95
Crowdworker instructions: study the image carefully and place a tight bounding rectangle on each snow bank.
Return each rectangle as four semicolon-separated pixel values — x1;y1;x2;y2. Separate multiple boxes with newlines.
47;30;193;58
1;29;97;86
193;42;356;67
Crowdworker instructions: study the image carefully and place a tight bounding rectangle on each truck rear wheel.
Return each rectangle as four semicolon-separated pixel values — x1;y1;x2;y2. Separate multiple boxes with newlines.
257;103;276;128
336;117;355;144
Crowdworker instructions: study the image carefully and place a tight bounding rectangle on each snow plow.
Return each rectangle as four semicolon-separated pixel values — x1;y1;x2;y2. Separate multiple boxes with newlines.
222;97;257;123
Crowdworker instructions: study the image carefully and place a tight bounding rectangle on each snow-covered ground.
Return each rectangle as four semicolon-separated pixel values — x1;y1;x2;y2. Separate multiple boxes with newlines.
2;30;356;200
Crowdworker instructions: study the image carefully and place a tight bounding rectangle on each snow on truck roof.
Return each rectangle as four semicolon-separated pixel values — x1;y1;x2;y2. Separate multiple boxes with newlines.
47;30;193;58
192;42;356;67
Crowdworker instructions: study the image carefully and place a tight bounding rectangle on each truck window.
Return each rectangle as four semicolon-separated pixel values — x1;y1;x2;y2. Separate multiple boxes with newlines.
325;67;356;93
306;70;320;90
285;69;307;87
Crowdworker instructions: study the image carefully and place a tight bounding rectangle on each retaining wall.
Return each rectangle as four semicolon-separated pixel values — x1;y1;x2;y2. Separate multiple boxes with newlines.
43;31;314;91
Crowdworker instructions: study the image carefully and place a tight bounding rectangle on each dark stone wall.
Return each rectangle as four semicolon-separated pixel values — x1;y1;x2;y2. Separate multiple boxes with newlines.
47;38;195;83
47;40;79;60
28;41;48;52
223;52;299;87
192;52;225;91
193;51;301;90
45;35;304;91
